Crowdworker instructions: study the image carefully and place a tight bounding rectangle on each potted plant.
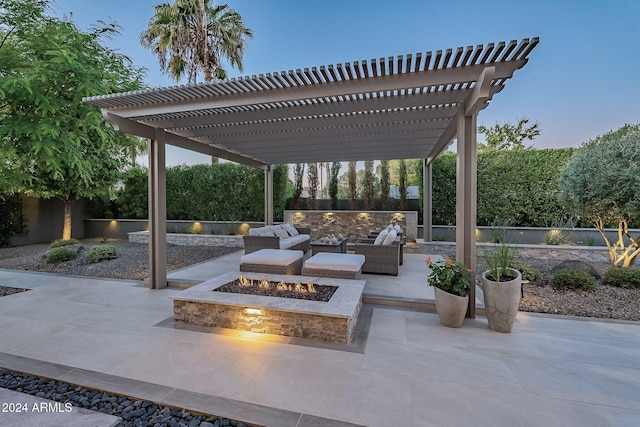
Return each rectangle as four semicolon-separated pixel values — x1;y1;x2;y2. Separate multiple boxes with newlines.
481;232;521;333
426;257;472;328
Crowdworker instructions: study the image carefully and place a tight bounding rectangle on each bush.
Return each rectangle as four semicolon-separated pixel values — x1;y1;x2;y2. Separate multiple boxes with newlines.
510;261;540;282
46;248;77;264
116;163;289;222
431;148;575;227
551;269;597;291
50;238;80;248
602;267;640;289
85;245;118;264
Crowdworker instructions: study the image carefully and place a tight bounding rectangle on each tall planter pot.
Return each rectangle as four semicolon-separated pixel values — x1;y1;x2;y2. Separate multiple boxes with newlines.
434;287;469;328
481;268;522;333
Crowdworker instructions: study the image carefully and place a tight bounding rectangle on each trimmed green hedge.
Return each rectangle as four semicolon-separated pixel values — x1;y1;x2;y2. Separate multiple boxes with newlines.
116;163;288;222
431;148;575;227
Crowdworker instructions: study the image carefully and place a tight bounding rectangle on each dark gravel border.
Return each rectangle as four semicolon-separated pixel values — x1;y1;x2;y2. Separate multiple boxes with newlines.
0;368;253;427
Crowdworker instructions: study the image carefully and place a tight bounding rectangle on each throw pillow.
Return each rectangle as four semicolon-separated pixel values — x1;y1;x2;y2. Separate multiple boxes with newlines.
382;229;398;245
274;228;290;239
282;224;299;236
393;224;402;233
373;229;388;245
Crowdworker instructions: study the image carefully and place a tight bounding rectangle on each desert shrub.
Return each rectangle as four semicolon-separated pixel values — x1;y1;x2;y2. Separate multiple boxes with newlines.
46;248;77;264
602;267;640;289
510;261;540;282
545;217;576;245
50;238;80;248
85;245;118;264
551;269;597;291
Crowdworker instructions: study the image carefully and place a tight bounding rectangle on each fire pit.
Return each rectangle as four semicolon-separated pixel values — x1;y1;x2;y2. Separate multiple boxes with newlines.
171;271;365;343
214;275;337;301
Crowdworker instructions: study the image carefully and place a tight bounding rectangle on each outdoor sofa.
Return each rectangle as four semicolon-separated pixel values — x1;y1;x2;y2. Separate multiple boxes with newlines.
243;224;311;254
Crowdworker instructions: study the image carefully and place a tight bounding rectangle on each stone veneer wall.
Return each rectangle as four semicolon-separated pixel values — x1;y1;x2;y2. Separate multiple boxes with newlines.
173;300;360;344
411;241;611;262
284;210;417;242
128;231;243;248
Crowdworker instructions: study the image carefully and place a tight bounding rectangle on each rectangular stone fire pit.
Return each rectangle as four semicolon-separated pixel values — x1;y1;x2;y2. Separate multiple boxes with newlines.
171;271;365;343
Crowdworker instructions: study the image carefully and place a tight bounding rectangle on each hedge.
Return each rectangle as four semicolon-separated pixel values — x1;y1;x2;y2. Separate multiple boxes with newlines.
115;163;288;222
430;148;575;227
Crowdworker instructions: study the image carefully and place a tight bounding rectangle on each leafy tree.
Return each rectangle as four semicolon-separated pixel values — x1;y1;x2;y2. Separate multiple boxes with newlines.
329;162;341;209
0;0;146;240
379;160;390;210
478;117;540;150
559;124;640;267
292;163;304;209
398;159;408;210
348;161;357;209
140;0;252;84
307;162;318;210
362;160;375;209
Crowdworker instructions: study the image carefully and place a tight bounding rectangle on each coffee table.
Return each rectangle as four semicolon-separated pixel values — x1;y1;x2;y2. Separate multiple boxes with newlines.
310;237;348;255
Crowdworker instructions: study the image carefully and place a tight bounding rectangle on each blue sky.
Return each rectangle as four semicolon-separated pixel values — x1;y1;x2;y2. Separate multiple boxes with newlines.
54;0;640;166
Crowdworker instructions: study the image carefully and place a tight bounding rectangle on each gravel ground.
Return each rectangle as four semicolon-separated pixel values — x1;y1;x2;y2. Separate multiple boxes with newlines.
0;238;239;281
1;239;639;321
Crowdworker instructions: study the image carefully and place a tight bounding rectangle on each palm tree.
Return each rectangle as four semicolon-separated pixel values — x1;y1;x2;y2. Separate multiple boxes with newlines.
141;0;252;162
140;0;252;85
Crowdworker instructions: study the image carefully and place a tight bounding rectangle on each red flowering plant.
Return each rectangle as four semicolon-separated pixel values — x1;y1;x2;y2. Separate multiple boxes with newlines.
425;257;473;298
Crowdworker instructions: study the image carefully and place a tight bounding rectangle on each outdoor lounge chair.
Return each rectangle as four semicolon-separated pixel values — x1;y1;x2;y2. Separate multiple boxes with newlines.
353;236;401;276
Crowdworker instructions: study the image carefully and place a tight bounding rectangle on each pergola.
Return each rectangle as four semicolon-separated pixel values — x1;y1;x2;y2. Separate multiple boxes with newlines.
85;37;539;317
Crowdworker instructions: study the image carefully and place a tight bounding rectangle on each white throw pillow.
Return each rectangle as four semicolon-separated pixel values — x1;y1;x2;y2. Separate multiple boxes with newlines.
386;224;394;231
382;229;397;245
373;229;388;245
274;228;290;239
393;224;402;233
282;224;299;236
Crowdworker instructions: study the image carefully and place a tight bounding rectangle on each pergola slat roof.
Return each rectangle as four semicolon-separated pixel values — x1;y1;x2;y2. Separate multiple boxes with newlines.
85;38;538;166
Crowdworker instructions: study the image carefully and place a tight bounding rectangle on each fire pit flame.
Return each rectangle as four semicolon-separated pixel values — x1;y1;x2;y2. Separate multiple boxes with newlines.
235;277;318;295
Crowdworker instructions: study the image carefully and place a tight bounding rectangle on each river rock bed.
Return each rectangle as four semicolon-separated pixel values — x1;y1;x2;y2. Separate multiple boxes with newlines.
0;368;250;427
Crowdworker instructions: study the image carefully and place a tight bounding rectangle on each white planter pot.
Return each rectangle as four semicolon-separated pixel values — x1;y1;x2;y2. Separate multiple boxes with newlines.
481;268;522;333
434;287;469;328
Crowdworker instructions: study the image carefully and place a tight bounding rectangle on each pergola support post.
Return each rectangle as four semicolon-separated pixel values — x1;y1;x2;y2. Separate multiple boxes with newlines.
455;102;477;318
423;158;433;242
148;128;167;289
265;165;274;225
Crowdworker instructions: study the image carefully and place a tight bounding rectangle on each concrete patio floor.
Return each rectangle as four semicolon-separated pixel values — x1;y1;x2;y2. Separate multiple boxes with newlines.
0;252;639;426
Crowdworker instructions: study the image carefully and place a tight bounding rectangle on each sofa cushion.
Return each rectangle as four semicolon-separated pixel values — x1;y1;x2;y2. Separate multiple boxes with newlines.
383;229;398;245
290;234;310;245
279;237;298;249
374;229;388;245
249;227;272;236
